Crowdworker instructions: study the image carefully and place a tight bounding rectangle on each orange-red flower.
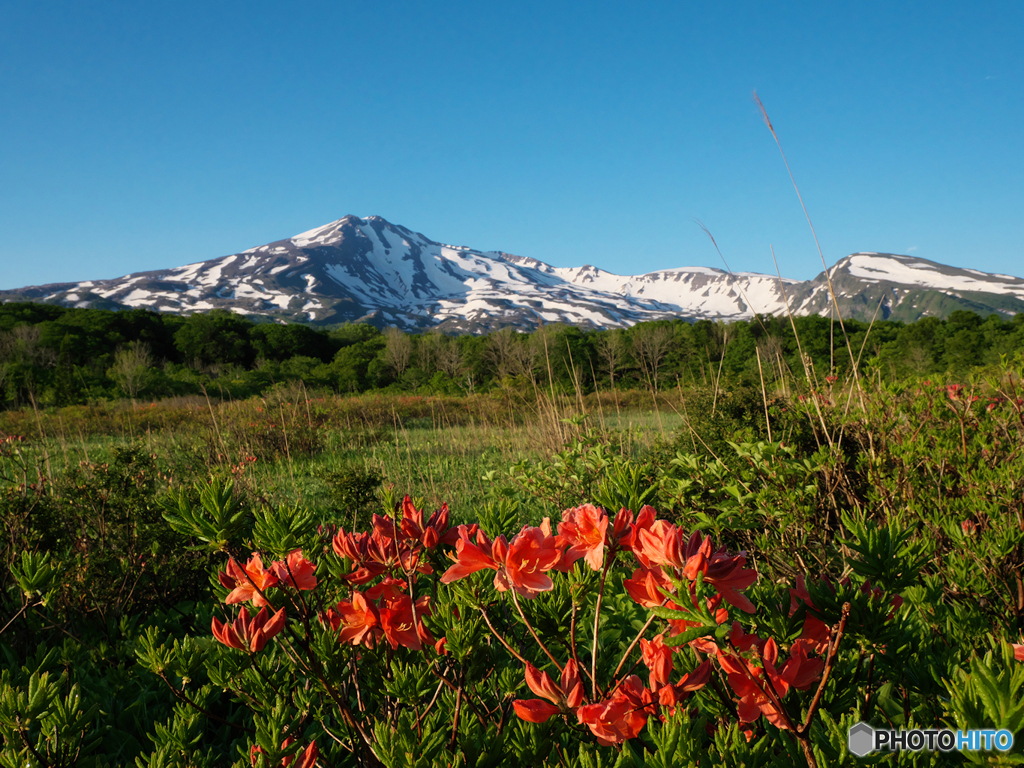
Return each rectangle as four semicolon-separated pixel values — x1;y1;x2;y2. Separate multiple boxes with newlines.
717;640;790;727
557;504;609;571
657;659;713;714
271;549;317;591
378;593;434;651
778;641;824;691
325;592;382;647
399;496;457;548
440;525;504;584
702;548;758;613
513;660;584;723
640;633;673;689
1011;643;1024;662
623;566;672;608
442;521;566;599
576;675;650;745
250;738;318;768
638;523;709;572
792;615;830;655
213;605;286;652
788;574;815;616
717;636;823;727
619;505;658;563
501;520;564;598
220;553;279;607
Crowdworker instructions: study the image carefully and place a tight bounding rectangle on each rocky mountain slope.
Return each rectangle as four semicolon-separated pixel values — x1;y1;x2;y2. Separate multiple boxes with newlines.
3;215;1022;330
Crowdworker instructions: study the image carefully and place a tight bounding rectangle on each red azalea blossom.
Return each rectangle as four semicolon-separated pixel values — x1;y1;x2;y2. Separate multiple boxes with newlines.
728;621;767;653
658;659;713;714
512;660;585;723
378;593;434;651
442;521;565;599
718;637;824;728
788;574;816;616
399;495;457;548
622;505;658;566
220;553;279;607
793;615;831;655
717;640;791;728
640;633;673;689
325;592;382;647
557;503;609;571
213;605;286;652
577;675;650;746
501;520;565;598
440;525;502;583
251;738;318;768
701;548;758;613
623;566;672;608
271;549;317;591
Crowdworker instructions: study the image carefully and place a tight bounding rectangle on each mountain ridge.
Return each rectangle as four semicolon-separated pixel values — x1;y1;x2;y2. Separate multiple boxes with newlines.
2;215;1022;331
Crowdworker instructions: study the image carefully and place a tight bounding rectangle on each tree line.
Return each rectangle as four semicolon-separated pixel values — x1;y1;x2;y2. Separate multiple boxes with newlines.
1;301;1023;409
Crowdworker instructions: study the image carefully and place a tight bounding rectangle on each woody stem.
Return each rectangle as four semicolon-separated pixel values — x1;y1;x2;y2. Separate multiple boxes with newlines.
590;558;613;699
612;613;657;679
477;604;530;666
799;602;850;734
509;588;563;674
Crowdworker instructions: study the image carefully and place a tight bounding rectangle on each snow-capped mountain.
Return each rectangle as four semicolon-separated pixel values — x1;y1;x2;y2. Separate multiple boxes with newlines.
2;216;1022;330
790;253;1024;323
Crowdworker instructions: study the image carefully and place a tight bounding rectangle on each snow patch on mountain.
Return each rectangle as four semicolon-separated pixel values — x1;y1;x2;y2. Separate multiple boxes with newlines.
3;216;1023;330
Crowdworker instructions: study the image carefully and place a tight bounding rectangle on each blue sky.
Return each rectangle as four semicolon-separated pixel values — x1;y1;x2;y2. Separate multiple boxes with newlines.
1;1;1021;290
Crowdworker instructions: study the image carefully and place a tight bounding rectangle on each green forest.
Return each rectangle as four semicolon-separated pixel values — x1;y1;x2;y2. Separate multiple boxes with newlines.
2;301;1024;409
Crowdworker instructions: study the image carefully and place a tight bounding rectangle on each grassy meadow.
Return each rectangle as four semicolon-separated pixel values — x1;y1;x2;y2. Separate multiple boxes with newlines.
2;348;1024;766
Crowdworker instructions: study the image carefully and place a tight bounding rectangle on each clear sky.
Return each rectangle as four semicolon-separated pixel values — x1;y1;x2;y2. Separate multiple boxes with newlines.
1;1;1021;291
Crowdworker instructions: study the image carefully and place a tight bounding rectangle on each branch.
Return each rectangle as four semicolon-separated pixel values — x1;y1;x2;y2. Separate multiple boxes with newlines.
799;602;851;734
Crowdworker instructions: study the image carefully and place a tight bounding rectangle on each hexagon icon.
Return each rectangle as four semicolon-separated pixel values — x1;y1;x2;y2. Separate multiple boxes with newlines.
848;722;875;757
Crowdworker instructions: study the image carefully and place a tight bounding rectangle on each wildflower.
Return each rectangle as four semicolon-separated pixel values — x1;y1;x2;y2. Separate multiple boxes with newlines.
212;605;286;652
399;496;457;548
623;566;672;608
325;592;382;647
441;521;565;599
1011;643;1024;662
702;549;758;613
250;738;318;768
718;637;823;728
717;640;790;728
378;593;434;651
788;574;816;616
640;633;673;689
220;553;278;607
728;621;767;653
501;520;564;598
439;526;503;583
657;659;713;714
271;549;317;591
793;615;830;655
778;641;824;690
512;660;584;723
557;503;609;571
576;675;650;745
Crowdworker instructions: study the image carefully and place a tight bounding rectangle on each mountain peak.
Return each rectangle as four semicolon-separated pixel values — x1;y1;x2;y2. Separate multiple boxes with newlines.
1;217;1022;330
